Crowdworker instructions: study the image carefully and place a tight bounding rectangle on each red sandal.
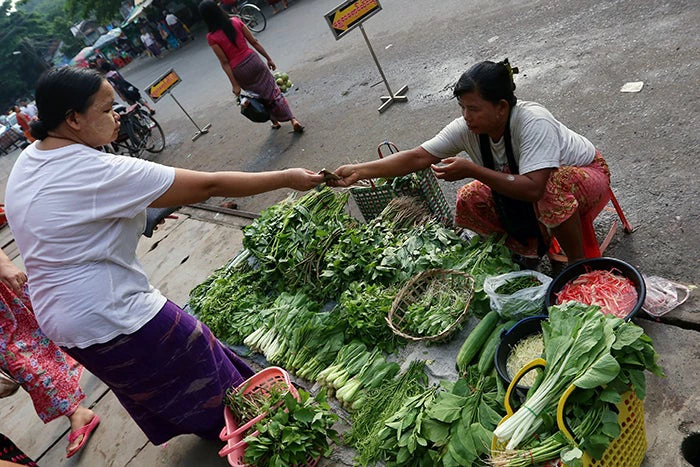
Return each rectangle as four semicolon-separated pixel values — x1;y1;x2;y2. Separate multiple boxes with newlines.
66;414;100;458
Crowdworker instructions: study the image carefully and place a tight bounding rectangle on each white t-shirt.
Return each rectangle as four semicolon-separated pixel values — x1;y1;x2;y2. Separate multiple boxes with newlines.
5;143;176;348
166;14;179;26
141;32;155;47
421;101;595;174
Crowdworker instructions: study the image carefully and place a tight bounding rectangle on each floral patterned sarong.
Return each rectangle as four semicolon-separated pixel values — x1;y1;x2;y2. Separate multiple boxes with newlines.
455;151;611;257
0;283;85;423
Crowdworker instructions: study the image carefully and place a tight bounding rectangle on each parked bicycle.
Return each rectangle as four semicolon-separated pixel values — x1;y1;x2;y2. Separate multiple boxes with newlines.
111;104;165;158
220;0;267;33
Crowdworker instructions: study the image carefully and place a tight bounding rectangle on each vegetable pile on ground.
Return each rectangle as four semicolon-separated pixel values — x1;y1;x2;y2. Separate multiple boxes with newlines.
187;188;662;465
491;302;664;467
242;388;339;466
556;268;639;318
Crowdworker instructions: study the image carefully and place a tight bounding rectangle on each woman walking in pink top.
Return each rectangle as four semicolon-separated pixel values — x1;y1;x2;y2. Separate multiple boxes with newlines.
200;0;304;133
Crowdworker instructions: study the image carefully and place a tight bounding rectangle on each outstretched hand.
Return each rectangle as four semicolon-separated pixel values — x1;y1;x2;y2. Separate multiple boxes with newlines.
326;165;360;187
0;257;27;295
430;157;473;181
285;168;326;191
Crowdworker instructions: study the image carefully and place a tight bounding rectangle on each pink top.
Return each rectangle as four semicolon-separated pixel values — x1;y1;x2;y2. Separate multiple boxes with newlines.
206;17;254;69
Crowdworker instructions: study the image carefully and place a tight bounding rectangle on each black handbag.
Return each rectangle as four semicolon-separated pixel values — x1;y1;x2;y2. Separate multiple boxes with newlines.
478;112;547;256
239;91;269;123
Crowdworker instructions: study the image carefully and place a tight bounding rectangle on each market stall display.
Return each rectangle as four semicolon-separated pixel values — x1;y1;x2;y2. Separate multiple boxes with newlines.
187;187;662;466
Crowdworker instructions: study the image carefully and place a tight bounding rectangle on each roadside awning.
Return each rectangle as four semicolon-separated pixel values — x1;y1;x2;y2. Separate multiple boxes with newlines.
93;28;123;49
68;46;96;66
121;6;145;27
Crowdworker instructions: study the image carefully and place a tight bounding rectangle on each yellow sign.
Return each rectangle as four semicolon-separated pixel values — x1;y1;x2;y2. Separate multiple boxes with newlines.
325;0;382;40
145;69;181;103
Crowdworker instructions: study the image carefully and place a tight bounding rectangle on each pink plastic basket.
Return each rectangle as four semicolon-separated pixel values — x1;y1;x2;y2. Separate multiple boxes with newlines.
218;367;318;467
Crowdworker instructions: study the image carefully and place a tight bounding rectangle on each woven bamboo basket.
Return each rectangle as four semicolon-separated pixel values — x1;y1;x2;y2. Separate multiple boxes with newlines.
387;269;475;343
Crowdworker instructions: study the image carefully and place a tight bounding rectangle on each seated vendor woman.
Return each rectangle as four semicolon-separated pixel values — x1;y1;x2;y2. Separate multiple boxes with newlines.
330;59;611;263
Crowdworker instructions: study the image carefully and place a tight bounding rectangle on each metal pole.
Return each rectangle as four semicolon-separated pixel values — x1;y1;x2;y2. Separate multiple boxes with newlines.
170;93;211;141
359;24;394;97
358;24;408;112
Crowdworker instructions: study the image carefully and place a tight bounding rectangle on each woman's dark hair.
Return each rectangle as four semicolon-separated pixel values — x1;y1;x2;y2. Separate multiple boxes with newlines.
30;67;104;140
453;59;518;107
100;61;116;73
199;0;237;44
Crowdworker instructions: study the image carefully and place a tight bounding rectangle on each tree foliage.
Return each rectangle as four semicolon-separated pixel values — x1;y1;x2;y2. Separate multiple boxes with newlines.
64;0;124;24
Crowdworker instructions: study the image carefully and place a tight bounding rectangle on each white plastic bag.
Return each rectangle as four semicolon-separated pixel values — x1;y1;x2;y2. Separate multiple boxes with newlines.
642;275;692;318
484;270;553;319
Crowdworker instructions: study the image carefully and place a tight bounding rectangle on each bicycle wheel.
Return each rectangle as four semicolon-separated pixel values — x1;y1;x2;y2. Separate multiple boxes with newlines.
238;4;266;33
144;117;165;153
124;119;146;158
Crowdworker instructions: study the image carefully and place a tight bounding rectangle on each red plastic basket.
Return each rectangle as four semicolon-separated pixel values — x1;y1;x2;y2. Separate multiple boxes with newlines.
218;367;318;467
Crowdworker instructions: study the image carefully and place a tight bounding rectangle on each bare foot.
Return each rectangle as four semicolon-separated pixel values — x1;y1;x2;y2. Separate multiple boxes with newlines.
67;406;97;454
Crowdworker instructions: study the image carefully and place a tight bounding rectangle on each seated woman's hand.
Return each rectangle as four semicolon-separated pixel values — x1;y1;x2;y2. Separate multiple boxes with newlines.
431;157;474;181
326;165;360;187
284;168;325;191
0;257;27;295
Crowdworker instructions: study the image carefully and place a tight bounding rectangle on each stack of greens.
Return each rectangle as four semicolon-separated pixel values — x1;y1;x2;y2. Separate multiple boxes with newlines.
243;388;340;467
491;302;664;466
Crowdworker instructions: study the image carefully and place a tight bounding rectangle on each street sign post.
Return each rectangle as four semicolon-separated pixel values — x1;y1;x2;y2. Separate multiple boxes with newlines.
324;0;408;113
145;68;211;142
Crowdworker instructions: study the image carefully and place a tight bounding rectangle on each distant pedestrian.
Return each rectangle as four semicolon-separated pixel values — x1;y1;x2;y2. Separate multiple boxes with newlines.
200;0;304;132
99;62;156;115
157;20;180;49
19;100;37;119
164;10;190;43
266;0;288;15
140;28;161;58
12;106;34;143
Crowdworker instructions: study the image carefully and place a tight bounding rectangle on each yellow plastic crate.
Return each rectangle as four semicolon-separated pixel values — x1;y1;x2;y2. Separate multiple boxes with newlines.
492;358;646;467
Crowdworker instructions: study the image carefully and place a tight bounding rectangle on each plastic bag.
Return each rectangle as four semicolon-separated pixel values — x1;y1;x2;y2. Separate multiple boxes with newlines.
642;275;692;318
239;90;269;123
484;270;553;319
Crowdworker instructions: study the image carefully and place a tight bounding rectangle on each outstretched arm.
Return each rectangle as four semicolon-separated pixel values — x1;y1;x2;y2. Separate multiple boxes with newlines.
329;146;440;187
150;168;325;208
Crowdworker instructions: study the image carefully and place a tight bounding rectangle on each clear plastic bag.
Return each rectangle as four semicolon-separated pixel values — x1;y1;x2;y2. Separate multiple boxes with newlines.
484;270;553;320
642;275;692;318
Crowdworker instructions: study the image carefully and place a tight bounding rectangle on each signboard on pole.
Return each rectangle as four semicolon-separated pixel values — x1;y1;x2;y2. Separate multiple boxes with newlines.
145;68;182;103
324;0;382;40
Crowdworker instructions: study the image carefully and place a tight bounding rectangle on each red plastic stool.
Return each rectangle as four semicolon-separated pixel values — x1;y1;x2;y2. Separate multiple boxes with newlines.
548;187;634;263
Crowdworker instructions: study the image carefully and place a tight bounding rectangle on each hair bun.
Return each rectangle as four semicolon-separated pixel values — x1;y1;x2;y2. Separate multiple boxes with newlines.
29;119;49;140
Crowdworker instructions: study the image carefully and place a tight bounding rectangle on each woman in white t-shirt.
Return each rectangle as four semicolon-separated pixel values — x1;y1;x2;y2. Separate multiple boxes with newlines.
331;59;611;263
5;66;324;446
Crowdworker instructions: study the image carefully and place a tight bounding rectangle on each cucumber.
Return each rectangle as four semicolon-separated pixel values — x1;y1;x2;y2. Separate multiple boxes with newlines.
477;319;517;375
456;310;500;373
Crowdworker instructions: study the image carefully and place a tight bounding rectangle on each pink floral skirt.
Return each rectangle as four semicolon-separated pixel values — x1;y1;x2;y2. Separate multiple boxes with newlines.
0;283;85;423
455;151;611;257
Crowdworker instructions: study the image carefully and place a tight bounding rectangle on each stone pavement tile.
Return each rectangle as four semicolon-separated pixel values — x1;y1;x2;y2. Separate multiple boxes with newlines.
125;435;229;466
639;318;699;467
37;390;149;466
137;216;244;307
0;370;107;461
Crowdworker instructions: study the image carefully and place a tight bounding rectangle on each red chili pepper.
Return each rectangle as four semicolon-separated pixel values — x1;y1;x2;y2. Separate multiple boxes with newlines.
556;269;637;318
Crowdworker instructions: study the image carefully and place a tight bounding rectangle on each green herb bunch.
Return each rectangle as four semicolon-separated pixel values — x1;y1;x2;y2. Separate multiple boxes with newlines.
243;388;340;467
